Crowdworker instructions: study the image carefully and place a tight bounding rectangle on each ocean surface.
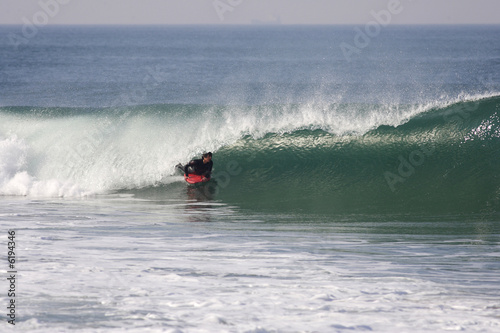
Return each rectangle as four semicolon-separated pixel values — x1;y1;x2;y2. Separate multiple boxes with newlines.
1;25;499;332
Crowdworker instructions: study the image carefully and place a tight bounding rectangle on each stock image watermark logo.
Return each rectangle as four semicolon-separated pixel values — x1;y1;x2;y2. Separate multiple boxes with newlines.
6;230;17;325
213;0;244;22
382;70;498;193
198;160;242;199
443;100;479;126
340;0;412;62
7;0;72;49
383;100;479;192
383;93;496;192
384;144;435;192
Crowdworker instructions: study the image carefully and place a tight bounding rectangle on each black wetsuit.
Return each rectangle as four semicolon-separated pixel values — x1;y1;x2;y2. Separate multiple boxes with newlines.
184;159;213;178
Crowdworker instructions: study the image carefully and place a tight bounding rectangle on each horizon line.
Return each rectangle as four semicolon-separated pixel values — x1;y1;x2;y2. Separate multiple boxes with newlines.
1;23;500;26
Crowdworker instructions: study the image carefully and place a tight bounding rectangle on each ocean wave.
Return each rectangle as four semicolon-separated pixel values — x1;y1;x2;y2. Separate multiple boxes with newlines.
1;94;499;213
214;95;500;214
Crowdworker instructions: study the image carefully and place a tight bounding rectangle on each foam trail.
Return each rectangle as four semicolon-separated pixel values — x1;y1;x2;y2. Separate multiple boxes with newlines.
0;135;89;197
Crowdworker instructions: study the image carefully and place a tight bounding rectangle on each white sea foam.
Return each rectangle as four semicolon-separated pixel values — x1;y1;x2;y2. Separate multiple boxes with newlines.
2;198;498;333
0;135;89;197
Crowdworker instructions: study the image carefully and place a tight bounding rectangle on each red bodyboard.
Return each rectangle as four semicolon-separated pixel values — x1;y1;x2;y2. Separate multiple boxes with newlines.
184;174;210;184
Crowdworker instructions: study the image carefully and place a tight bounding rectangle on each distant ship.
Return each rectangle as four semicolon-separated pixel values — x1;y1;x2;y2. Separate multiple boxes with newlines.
251;14;281;25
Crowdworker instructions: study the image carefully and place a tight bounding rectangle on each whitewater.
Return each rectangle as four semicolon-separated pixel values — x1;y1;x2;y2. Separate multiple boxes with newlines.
1;25;499;332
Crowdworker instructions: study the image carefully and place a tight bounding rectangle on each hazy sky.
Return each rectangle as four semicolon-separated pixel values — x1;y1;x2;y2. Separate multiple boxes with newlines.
2;0;500;25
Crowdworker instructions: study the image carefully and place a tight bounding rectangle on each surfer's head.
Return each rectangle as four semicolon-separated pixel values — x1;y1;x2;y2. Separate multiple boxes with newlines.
202;152;212;163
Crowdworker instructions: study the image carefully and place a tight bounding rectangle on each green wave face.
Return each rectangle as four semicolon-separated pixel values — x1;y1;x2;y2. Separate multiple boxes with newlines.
213;97;500;214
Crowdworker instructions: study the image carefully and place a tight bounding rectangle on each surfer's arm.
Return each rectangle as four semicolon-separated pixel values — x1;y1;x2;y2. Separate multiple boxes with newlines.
184;161;193;175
